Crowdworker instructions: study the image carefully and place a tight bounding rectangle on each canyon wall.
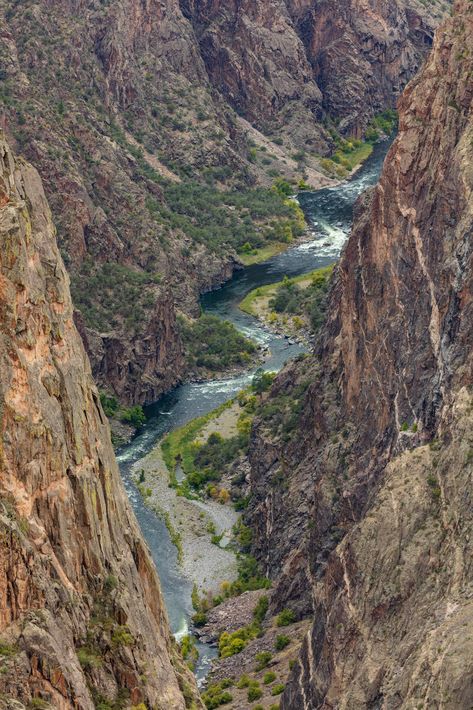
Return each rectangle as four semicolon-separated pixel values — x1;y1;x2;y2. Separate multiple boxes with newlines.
0;134;200;708
246;0;473;706
185;0;441;139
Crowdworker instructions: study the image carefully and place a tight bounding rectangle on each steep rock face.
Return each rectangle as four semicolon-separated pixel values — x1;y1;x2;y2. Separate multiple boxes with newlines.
75;291;184;407
283;389;473;709
181;0;327;151
286;0;437;135
183;0;444;140
0;135;200;708
246;1;473;706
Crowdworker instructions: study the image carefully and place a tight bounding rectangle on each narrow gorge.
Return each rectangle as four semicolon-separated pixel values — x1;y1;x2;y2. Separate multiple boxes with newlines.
0;0;472;708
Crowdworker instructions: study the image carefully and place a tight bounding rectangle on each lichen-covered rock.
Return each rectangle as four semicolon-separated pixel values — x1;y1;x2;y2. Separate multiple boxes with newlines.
0;134;202;708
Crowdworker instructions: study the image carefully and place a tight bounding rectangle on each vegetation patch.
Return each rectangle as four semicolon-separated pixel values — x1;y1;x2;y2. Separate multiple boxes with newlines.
156;178;305;256
100;392;147;428
71;261;161;334
201;679;234;709
179;634;199;671
276;609;296;627
240;265;333;339
179;314;258;374
320;111;397;179
191;555;271;627
161;377;270;501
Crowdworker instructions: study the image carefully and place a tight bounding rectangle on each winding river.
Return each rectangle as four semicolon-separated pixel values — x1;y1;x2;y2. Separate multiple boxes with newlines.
116;138;391;679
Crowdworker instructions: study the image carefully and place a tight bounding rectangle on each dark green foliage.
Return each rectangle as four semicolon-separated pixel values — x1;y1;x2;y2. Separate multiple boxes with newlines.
255;651;272;670
100;392;119;417
156;180;303;254
71;260;161;333
275;634;290;651
188;431;250;490
202;679;233;710
269;267;332;334
365;109;398;142
120;405;146;427
253;595;269;623
99;391;146;428
276;609;296;627
256;383;308;441
180;314;257;372
192;610;208;627
248;685;263;702
263;671;277;684
271;683;285;696
252;369;276;394
233;519;253;553
180;634;199;670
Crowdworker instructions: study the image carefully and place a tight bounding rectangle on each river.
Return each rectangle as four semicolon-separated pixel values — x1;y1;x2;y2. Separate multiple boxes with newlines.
116;138;391;680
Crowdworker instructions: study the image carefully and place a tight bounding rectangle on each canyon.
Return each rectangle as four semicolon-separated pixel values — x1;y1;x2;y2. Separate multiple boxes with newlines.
0;0;447;406
0;0;471;707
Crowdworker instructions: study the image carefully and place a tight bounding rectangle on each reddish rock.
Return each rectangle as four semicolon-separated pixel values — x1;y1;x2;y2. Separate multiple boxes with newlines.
0;134;201;708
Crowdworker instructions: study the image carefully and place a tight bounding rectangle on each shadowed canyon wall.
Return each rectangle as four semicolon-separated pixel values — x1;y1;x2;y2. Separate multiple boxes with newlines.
245;1;473;706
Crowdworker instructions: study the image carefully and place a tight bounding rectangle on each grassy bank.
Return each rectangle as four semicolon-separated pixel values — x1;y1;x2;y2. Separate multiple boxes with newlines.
238;265;334;345
161;399;235;488
240;265;334;317
238;241;291;266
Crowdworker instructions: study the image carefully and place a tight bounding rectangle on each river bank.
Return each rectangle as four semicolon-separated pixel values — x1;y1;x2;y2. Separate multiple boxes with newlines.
131;445;239;593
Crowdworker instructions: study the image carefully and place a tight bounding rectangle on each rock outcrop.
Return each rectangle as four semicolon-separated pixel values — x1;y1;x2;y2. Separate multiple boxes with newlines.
183;0;444;140
245;1;473;706
0;134;201;708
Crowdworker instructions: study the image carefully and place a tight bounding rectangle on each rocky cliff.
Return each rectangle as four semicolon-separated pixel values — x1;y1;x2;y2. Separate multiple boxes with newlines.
0;0;447;405
246;1;473;706
0;135;200;708
184;0;442;139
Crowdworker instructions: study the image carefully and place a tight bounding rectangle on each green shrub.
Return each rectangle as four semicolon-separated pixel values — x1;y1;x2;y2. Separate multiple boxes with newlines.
248;685;263;702
255;651;272;670
111;625;134;647
252;369;276;394
202;679;234;709
219;623;261;658
275;634;290;651
253;595;269;623
271;684;285;696
263;671;277;684
100;391;119;417
77;646;102;669
180;634;199;669
103;574;118;592
276;609;296;627
192;610;207;626
120;405;146;427
0;642;17;657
